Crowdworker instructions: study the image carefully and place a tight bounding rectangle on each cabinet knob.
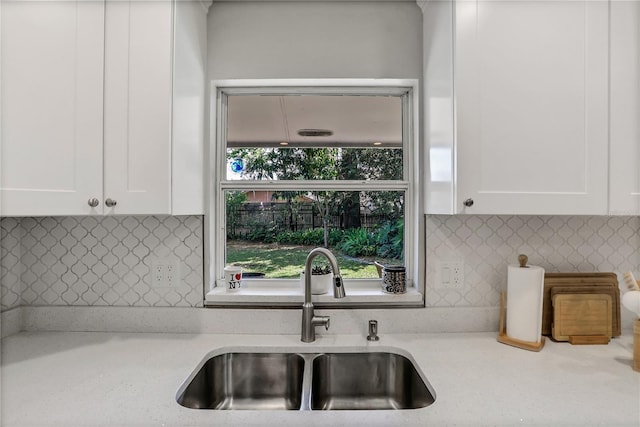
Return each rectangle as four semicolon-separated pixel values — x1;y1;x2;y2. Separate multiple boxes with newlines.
463;198;474;207
105;198;117;208
88;198;100;208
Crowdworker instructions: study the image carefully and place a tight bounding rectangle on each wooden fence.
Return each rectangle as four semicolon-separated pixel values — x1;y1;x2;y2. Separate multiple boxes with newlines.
226;202;384;238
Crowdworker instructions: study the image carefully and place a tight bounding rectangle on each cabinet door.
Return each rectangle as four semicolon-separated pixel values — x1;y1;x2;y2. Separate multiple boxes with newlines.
455;0;609;215
610;0;640;215
103;0;173;215
1;1;104;216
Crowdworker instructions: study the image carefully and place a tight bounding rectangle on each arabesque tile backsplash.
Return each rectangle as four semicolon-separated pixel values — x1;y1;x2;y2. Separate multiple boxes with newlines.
1;216;203;311
426;215;639;307
1;215;638;312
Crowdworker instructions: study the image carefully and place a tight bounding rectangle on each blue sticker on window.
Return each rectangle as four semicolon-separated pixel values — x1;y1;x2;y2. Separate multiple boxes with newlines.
230;159;244;173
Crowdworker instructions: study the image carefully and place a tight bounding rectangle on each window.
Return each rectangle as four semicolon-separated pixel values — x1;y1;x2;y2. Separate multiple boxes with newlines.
206;80;422;307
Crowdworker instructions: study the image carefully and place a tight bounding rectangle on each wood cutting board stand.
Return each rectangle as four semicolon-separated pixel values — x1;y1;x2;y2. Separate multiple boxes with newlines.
497;291;545;352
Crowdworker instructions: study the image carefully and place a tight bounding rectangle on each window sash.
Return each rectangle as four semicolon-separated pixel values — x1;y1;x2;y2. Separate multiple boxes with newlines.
220;180;409;191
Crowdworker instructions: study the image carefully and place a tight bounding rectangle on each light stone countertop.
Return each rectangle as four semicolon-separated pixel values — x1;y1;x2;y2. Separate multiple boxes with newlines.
1;331;639;427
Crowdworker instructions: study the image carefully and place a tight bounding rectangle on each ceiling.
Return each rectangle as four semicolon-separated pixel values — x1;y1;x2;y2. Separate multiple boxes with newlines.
226;95;402;148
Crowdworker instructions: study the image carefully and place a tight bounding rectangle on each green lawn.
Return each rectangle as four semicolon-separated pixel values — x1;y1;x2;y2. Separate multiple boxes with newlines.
226;242;393;279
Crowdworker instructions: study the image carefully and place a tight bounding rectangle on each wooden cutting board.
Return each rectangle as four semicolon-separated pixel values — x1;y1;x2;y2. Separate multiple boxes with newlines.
542;272;619;337
549;285;621;336
544;272;618;281
552;294;612;341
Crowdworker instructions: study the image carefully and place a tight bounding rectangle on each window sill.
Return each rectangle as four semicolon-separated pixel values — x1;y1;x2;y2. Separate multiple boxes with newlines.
204;279;424;308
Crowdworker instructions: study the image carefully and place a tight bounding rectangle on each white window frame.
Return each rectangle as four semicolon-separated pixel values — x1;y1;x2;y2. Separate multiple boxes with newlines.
205;79;422;307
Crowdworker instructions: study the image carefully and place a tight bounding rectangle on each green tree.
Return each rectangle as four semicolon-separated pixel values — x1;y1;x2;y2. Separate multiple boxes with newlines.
229;147;339;247
225;191;248;239
227;146;403;247
334;148;403;227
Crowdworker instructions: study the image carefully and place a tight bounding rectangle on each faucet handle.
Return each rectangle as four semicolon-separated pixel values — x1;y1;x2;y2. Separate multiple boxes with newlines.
312;315;330;331
367;320;380;341
333;276;346;298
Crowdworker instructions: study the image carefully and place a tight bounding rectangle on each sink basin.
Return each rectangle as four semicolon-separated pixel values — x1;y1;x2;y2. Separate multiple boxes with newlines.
311;352;435;410
176;352;305;410
176;348;435;411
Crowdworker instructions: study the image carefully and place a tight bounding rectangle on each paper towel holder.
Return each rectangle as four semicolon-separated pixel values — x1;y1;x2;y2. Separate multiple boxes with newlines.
498;253;545;352
518;254;529;268
498;291;545;351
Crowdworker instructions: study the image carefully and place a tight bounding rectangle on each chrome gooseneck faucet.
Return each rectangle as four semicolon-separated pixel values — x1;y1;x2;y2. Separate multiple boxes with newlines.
301;247;346;343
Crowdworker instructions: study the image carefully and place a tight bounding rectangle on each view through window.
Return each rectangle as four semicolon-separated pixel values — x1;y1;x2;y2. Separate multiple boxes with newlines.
218;91;410;283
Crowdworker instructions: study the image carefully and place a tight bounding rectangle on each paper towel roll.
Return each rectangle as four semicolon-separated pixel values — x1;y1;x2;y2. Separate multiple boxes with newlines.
506;264;545;343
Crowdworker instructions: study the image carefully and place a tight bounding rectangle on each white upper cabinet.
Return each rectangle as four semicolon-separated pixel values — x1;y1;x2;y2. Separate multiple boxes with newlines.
425;0;610;215
1;1;105;216
103;0;173;215
609;0;640;215
1;0;207;217
455;0;609;215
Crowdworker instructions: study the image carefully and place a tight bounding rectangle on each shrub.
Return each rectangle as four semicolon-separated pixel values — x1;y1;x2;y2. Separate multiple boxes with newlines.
299;228;324;245
374;219;404;259
339;228;376;257
275;228;323;245
245;222;278;243
328;229;345;247
272;228;345;247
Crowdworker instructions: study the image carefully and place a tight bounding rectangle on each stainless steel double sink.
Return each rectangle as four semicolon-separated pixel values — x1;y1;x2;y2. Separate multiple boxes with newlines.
176;348;436;411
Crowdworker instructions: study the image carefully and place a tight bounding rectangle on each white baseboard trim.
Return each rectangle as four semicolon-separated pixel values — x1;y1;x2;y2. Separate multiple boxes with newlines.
1;307;24;338
19;305;501;334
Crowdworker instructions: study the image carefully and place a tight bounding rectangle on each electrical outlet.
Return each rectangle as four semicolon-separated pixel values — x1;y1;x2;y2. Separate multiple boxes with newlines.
152;258;180;288
165;261;179;287
450;262;464;288
154;264;164;284
436;260;464;290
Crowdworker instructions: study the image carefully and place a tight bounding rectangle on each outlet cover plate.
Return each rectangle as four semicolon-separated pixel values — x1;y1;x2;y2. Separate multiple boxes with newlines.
151;258;180;288
435;260;464;290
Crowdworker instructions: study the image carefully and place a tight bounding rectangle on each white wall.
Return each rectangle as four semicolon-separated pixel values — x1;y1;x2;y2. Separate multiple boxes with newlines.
207;1;423;80
205;1;425;293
